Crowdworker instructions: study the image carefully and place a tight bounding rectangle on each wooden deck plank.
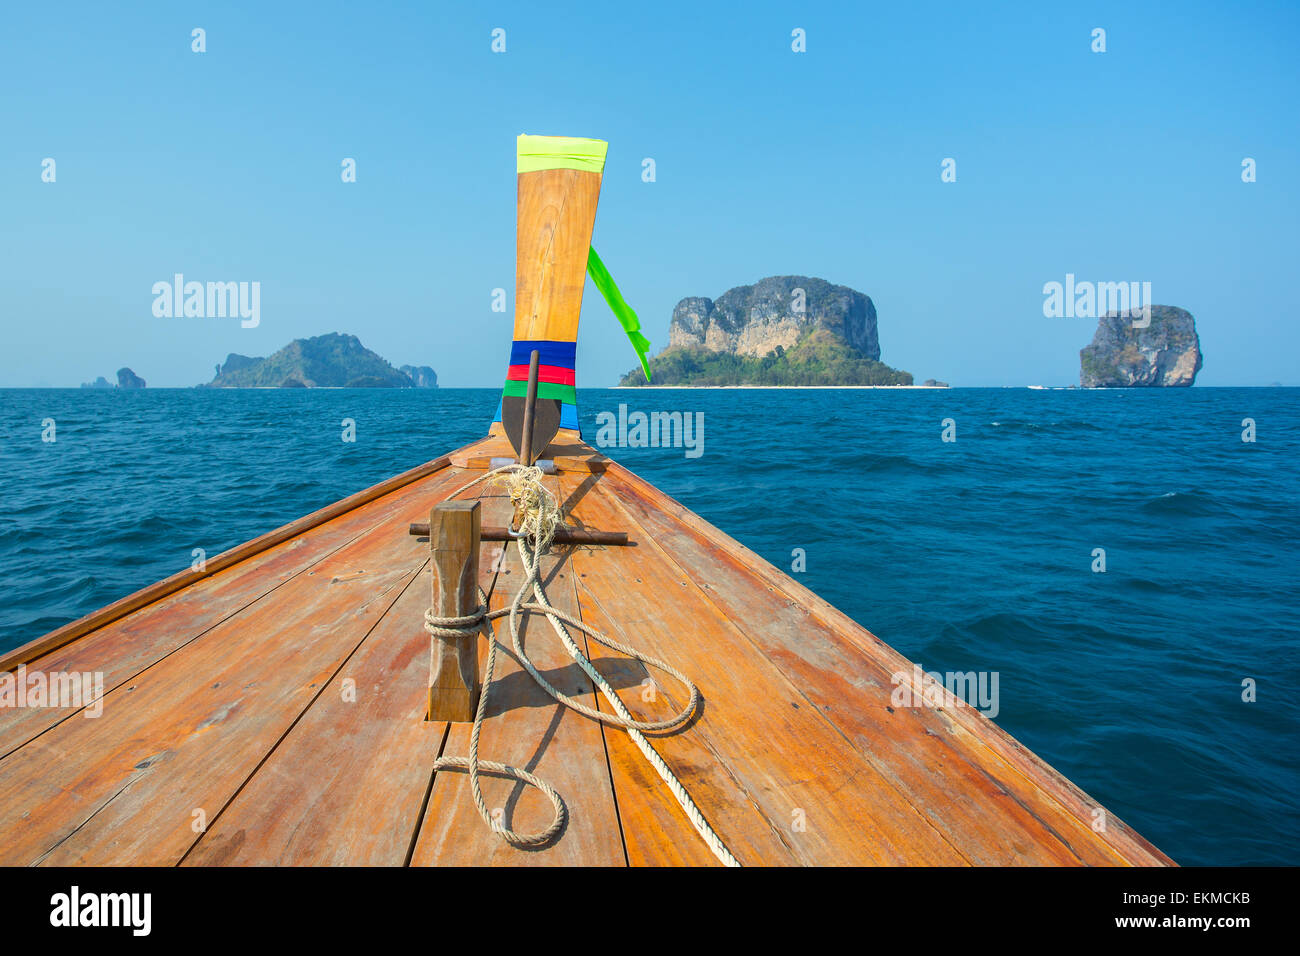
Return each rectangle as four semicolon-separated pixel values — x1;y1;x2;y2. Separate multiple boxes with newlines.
557;472;791;866
0;463;469;756
180;472;504;866
455;430;608;473
563;475;968;866
410;477;626;866
601;462;1172;866
0;494;433;866
179;563;443;865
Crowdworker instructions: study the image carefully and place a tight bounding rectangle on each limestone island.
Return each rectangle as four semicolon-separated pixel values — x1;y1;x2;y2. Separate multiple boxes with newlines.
618;276;913;386
204;333;438;388
1080;305;1202;387
81;368;146;389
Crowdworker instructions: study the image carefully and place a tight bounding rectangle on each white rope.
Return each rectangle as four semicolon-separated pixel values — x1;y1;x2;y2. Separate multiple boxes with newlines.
425;466;741;867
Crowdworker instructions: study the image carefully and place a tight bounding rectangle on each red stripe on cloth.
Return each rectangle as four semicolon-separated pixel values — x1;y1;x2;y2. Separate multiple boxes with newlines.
506;364;576;386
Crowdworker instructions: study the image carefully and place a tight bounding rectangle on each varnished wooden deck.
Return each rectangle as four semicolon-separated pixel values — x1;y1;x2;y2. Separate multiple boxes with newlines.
0;436;1172;866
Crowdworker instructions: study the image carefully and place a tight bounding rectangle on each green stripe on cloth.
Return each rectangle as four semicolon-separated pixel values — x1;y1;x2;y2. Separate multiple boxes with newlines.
517;134;608;174
587;246;651;382
502;379;577;404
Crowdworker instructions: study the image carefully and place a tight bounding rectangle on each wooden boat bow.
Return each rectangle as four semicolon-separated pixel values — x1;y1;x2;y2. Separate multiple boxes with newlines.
0;135;1173;867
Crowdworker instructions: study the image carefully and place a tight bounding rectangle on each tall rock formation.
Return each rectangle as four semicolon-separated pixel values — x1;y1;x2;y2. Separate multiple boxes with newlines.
116;367;146;388
619;275;910;386
668;276;880;359
1080;305;1203;387
400;365;439;388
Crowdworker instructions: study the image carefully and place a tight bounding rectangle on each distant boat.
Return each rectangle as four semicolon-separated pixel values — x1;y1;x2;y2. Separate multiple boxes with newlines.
0;136;1172;867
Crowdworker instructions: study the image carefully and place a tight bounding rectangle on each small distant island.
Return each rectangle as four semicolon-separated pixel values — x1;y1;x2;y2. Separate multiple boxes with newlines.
618;276;914;387
81;368;146;389
204;333;437;388
400;365;439;388
1080;305;1202;387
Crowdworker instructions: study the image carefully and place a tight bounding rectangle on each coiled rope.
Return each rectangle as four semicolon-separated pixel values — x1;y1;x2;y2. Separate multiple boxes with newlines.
424;465;740;867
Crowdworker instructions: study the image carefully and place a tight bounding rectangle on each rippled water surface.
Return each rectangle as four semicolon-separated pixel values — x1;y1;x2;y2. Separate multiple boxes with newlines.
1;386;1296;865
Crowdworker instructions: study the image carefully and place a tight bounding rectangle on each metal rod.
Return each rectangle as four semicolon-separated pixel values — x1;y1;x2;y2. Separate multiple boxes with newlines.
518;348;541;467
409;523;628;546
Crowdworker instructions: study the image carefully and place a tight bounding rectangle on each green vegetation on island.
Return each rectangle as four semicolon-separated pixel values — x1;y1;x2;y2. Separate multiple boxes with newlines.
206;333;436;388
619;329;913;387
618;275;913;386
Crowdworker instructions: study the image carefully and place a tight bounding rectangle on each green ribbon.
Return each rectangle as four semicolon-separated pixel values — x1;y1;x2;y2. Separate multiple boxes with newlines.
587;246;651;382
501;379;577;404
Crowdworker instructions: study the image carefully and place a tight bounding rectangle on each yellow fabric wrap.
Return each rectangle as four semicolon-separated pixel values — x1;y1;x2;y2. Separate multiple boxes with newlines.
517;134;608;174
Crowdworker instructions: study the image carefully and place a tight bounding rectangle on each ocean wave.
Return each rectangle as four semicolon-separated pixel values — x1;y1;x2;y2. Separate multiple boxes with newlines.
856;452;930;474
1138;490;1221;517
988;419;1102;432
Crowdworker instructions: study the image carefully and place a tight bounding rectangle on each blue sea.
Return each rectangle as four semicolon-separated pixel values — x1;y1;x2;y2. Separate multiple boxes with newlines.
1;386;1296;866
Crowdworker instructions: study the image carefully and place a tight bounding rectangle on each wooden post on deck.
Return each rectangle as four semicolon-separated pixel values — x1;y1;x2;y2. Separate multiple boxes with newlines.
427;500;481;722
518;349;541;467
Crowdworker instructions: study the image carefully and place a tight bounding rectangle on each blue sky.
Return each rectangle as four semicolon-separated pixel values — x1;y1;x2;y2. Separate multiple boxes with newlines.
3;1;1297;386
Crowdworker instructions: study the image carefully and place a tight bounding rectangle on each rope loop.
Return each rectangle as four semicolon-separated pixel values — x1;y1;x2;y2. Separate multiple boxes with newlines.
423;604;485;638
423;464;740;866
